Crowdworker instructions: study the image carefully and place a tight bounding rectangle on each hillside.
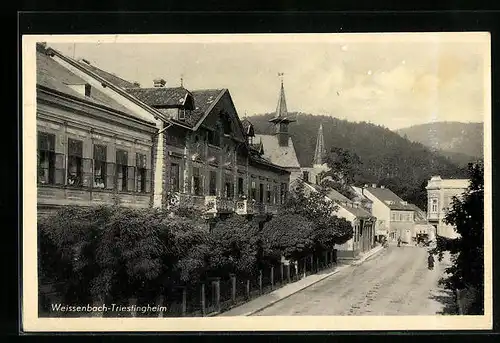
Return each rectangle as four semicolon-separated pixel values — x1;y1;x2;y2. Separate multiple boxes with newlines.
248;113;469;210
397;122;484;163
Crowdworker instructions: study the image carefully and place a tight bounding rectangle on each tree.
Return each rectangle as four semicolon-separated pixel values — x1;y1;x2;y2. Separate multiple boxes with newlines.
260;213;315;261
284;180;353;250
208;215;261;277
322;147;363;187
429;163;484;314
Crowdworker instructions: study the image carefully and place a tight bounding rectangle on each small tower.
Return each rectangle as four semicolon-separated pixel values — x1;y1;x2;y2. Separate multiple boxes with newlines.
269;74;296;146
313;123;326;167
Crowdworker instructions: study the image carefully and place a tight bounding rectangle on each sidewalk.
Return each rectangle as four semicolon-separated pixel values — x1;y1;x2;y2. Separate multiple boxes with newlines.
218;244;385;316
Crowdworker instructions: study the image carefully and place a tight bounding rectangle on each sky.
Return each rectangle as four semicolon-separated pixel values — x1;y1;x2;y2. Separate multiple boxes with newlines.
48;33;489;130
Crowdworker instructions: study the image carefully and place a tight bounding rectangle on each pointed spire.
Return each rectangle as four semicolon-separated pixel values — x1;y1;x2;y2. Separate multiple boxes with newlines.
313;123;326;166
275;73;288;118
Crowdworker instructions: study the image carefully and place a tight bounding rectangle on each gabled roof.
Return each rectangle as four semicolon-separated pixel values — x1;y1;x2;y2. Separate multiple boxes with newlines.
189;89;226;127
254;134;301;169
302;181;374;219
36;50;149;122
343;206;374;219
77;59;138;89
125;87;191;107
364;187;415;211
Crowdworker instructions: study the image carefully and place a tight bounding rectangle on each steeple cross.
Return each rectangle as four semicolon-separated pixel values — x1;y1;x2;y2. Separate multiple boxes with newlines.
180;74;184;87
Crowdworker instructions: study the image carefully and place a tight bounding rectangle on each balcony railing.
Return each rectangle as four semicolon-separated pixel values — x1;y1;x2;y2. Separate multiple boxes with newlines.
427;212;439;220
205;196;235;214
235;199;256;215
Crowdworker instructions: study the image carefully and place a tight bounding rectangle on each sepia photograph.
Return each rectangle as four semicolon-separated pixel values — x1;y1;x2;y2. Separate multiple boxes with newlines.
22;33;491;332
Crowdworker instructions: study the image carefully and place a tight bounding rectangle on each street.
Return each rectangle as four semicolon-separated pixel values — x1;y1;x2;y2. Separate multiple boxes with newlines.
254;244;455;316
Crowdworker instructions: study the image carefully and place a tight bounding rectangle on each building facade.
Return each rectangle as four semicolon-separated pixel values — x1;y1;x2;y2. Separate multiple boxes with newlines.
36;44;156;216
362;185;416;243
41;45;291;222
426;176;470;238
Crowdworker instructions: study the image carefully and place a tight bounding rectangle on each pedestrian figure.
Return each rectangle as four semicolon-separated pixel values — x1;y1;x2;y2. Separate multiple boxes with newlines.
397;237;401;247
427;253;435;270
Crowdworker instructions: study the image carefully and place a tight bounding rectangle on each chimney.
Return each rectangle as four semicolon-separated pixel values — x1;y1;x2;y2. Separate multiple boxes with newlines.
380;185;385;189
372;183;377;188
153;78;166;88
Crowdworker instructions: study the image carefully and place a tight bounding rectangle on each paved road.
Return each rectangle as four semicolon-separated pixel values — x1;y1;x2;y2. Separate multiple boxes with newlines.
254;245;454;316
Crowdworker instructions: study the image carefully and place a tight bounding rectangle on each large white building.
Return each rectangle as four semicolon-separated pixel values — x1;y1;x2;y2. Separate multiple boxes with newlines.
426;176;470;238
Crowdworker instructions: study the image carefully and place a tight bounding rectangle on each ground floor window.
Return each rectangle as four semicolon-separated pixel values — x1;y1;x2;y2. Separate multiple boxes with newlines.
67;138;83;186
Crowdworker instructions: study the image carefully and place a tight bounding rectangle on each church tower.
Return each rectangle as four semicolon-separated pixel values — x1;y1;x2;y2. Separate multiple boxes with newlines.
269;75;296;146
313;123;326;167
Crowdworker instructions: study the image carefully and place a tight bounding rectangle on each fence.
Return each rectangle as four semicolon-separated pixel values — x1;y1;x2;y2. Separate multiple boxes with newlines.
39;249;338;317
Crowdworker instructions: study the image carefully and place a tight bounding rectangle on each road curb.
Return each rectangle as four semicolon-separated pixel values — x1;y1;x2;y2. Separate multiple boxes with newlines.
246;264;351;316
221;245;385;317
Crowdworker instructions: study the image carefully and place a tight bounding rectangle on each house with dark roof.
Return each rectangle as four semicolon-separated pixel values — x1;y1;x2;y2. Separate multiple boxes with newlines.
35;43;157;216
361;184;417;243
292;180;377;258
42;44;291;224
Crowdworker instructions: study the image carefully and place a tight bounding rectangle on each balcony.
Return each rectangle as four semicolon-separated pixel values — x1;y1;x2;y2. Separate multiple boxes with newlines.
205;196;235;214
235;199;256;215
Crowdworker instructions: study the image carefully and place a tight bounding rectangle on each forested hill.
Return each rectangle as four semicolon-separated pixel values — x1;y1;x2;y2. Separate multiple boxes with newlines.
397;121;484;162
248;113;468;210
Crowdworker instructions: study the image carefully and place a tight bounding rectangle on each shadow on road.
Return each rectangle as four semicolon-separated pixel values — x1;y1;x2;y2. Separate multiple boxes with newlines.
429;289;458;315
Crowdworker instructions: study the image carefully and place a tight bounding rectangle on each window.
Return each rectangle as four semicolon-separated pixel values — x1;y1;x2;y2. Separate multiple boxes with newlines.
237;177;244;196
302;171;309;182
266;184;271;203
84;84;91;97
224;174;233;198
208;122;222;147
399;213;403;221
431;198;438;213
391;212;397;221
259;183;264;203
273;185;278;204
209;170;217;196
222;113;231;135
136;153;147;193
37;132;55;184
178;108;186;120
67;138;83;187
192;167;202;196
93;145;107;189
315;174;321;185
280;183;287;204
169;163;180;192
251;180;257;200
116;150;129;191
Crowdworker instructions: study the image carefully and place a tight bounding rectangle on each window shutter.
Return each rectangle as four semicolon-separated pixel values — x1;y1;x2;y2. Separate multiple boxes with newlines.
145;169;151;193
127;166;135;192
54;153;65;185
106;162;115;190
82;158;93;188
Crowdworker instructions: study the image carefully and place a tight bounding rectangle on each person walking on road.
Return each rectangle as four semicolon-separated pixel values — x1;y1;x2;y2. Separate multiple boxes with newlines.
427;253;435;270
397;236;401;247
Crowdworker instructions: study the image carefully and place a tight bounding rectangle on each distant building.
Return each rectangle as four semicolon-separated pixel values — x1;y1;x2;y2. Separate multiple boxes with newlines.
254;79;302;184
361;185;416;243
426;176;470;238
